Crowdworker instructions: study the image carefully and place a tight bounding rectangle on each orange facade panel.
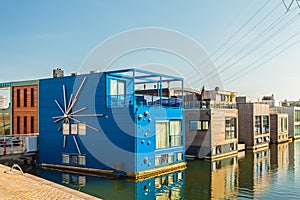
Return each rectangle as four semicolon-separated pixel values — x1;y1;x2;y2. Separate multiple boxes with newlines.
12;85;38;135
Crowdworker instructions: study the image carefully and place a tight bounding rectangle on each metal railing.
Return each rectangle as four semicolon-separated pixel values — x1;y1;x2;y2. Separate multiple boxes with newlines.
0;134;37;156
184;101;237;109
107;94;182;108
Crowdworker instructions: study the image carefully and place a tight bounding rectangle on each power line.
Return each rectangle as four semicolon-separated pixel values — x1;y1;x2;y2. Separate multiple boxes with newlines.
224;30;300;84
211;0;273;59
184;0;273;81
192;9;300;85
213;2;282;63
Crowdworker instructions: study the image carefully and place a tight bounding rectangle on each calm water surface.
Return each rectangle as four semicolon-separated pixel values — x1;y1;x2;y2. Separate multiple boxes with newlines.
18;140;300;199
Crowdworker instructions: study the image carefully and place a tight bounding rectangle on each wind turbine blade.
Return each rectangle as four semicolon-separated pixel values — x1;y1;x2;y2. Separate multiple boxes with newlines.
69;117;101;132
73;136;82;155
72;114;105;117
74;77;87;100
63;85;67;112
69;107;87;115
54;100;65;114
66;98;78;114
66;77;87;114
54;117;64;123
52;116;64;119
67;93;73;112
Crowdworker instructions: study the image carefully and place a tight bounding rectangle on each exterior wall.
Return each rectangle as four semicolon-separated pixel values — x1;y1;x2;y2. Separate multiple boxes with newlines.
286;107;300;139
39;73;136;173
39;71;185;175
185;109;211;158
270;114;289;143
237;103;270;149
237;103;254;147
185;108;238;159
210;109;238;159
12;84;38;135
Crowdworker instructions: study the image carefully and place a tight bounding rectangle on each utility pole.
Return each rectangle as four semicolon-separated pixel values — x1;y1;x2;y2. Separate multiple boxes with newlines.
282;0;300;12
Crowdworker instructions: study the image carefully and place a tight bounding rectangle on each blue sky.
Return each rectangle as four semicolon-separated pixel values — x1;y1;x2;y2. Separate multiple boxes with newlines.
1;0;300;100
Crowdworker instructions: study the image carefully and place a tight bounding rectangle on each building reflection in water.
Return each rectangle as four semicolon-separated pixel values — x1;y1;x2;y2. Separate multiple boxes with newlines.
238;148;271;197
39;169;185;200
31;141;300;199
186;156;239;199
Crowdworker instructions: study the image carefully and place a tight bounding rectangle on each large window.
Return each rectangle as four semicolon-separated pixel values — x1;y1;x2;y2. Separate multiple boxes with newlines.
156;120;183;149
281;117;288;132
262;116;269;133
225;117;237;140
109;79;126;107
156;121;169;149
190;120;209;131
170;120;182;147
255;116;261;134
295;110;300;122
295;125;300;136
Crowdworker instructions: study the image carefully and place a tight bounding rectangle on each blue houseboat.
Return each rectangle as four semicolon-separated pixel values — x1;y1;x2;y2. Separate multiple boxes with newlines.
39;68;186;179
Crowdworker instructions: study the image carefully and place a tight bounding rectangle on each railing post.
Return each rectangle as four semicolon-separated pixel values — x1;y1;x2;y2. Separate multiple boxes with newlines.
3;140;6;155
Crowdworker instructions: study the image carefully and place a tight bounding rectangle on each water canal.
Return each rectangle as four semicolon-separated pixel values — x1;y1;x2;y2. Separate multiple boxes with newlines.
3;140;300;199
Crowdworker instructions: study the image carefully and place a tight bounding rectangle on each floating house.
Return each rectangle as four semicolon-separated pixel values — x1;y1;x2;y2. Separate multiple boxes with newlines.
183;87;239;160
284;106;300;140
269;107;289;144
236;97;270;150
38;68;186;179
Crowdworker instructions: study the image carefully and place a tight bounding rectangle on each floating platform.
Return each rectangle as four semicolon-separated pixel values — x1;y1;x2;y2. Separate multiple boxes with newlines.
42;162;187;181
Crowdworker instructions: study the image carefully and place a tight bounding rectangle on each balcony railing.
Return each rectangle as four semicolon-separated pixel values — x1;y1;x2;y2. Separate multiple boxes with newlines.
107;94;182;108
184;101;237;109
270;107;288;114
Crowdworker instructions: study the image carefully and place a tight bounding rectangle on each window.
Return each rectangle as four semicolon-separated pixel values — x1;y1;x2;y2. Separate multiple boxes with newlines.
155;156;161;166
71;124;78;134
177;152;183;161
295;125;300;136
170;120;182;147
71;155;78;164
109;79;126;107
230;143;236;151
168;154;174;163
62;154;69;163
281;117;288;132
216;145;221;154
161;154;168;164
255;116;261;134
24;116;27;134
16;116;20;134
16;89;20;107
78;123;86;135
262;116;269;133
156;120;183;149
156;121;169;149
30;88;34;107
24;89;27;107
225;117;237;140
30;116;34;133
62;123;70;135
295;110;300;122
78;155;86;165
189;120;209;131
